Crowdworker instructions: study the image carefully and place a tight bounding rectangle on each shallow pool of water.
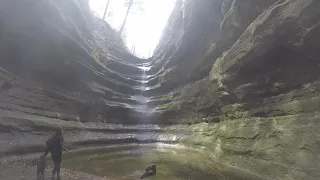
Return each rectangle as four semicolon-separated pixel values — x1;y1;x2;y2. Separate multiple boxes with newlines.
58;144;262;180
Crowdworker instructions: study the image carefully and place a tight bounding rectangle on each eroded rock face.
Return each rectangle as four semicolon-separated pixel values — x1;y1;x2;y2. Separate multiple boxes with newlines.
150;0;320;179
1;0;320;179
0;0;152;124
152;0;320;122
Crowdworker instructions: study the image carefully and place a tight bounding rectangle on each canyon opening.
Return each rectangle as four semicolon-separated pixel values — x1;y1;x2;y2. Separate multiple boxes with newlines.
0;0;320;180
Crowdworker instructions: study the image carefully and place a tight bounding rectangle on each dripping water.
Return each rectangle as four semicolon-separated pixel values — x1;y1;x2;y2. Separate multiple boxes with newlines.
130;64;151;113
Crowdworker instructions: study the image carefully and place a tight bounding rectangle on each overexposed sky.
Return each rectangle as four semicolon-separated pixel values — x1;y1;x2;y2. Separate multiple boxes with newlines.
89;0;176;58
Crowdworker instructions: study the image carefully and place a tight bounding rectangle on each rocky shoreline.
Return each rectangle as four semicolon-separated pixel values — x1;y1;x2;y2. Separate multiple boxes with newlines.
0;163;108;180
0;0;320;179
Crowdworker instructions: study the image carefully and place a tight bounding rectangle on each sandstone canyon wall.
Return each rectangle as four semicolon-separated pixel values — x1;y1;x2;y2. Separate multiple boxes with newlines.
1;0;320;180
150;0;320;179
0;0;151;124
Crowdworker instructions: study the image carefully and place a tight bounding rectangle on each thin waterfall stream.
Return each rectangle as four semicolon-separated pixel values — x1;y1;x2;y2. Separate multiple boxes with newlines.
130;64;152;113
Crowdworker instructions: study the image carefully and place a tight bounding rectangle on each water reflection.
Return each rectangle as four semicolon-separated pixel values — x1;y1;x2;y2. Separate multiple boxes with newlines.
62;144;263;180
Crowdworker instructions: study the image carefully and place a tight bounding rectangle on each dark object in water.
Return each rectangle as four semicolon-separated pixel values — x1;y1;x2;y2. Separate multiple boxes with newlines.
140;164;156;179
37;155;46;180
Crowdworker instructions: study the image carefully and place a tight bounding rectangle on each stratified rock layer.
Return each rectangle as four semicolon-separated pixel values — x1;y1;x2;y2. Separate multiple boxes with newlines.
0;0;153;124
146;0;320;179
1;0;320;180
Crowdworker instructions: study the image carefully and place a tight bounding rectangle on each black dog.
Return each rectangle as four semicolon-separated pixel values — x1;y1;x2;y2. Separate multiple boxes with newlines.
140;164;156;179
37;155;46;180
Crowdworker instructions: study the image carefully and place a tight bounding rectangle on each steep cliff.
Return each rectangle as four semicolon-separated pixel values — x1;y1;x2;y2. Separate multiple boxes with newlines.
1;0;320;179
0;0;153;124
149;0;320;179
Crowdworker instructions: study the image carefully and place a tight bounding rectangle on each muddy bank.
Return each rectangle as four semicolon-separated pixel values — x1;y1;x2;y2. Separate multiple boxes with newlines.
1;144;263;180
1;109;320;180
0;164;107;180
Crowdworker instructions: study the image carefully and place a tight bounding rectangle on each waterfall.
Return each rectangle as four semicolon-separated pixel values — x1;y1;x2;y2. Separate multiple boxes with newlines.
130;63;151;113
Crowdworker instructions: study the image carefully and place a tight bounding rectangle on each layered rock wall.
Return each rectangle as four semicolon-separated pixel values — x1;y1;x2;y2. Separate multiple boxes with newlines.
0;0;151;124
1;0;320;179
150;0;320;179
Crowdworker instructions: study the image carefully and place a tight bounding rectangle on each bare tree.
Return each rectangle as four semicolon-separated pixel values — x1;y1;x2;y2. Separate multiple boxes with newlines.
119;0;133;35
118;0;144;35
102;0;111;20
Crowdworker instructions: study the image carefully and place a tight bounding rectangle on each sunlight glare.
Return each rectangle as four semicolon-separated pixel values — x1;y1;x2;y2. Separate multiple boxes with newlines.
89;0;176;58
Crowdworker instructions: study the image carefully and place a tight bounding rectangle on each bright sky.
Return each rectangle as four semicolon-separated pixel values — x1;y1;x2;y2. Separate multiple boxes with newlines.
89;0;176;58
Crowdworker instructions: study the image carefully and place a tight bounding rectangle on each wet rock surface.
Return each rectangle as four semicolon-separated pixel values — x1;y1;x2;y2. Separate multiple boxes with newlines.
147;1;320;179
1;0;320;180
0;109;186;157
0;0;152;123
